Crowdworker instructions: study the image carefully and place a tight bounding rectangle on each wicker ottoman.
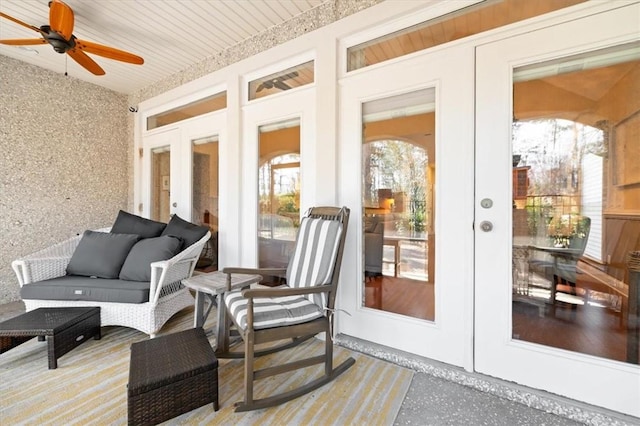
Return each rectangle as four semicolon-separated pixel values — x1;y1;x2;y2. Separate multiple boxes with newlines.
127;327;218;425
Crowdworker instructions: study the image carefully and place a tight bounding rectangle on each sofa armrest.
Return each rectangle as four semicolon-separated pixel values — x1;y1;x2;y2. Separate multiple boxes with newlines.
12;227;113;287
12;233;84;286
148;231;211;304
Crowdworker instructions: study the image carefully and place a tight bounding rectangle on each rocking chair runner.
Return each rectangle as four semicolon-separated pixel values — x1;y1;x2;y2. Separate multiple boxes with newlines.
217;206;354;412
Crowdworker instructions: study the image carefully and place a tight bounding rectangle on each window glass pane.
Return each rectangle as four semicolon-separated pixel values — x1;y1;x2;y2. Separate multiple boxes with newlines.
258;119;301;274
192;136;218;270
147;92;226;130
150;146;171;223
363;88;435;321
347;0;585;71
511;42;640;365
249;61;314;100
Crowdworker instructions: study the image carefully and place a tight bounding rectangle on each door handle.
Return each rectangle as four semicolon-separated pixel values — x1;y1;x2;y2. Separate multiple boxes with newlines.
480;221;493;232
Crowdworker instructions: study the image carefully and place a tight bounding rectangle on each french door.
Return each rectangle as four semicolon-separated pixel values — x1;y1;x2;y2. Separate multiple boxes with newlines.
141;112;226;224
339;44;475;367
142;128;180;222
475;4;639;417
239;87;315;267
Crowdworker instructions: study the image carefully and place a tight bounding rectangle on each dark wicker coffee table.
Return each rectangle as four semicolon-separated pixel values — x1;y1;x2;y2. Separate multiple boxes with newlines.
0;307;101;369
128;327;218;425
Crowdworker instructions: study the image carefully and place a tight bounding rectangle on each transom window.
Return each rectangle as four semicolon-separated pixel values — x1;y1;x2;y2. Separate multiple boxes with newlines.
347;0;585;71
248;61;314;100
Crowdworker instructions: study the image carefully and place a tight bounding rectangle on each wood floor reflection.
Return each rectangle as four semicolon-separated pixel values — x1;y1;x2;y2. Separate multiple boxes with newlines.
363;276;637;365
512;300;637;364
364;275;434;321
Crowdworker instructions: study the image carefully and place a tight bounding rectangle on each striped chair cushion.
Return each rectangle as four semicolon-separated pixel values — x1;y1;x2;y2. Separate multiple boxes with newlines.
225;286;324;330
286;217;343;308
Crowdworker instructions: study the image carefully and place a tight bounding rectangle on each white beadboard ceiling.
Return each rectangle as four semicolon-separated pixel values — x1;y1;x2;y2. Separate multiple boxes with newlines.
0;0;325;94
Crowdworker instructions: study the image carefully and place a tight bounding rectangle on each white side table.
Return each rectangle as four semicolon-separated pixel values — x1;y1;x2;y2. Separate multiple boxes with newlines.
182;271;261;350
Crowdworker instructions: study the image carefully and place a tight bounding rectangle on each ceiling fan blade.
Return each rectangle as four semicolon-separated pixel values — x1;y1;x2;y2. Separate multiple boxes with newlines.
76;39;144;65
274;80;292;91
0;38;47;46
0;11;44;34
49;0;74;41
67;48;105;75
281;71;299;81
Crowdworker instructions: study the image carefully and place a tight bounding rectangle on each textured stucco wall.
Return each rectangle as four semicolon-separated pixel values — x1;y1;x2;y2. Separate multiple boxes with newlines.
0;0;380;304
0;55;129;303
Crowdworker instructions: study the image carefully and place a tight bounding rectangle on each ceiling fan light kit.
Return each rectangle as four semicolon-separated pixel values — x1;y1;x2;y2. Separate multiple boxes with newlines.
0;0;143;76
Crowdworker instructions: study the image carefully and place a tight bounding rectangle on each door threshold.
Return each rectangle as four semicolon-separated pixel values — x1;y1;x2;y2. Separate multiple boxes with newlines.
335;334;635;425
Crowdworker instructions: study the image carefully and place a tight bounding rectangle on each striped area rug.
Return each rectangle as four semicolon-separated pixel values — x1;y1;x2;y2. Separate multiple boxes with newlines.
0;307;413;425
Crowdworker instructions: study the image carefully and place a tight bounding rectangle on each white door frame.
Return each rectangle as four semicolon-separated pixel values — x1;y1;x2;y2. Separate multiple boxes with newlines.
475;4;640;416
337;44;475;369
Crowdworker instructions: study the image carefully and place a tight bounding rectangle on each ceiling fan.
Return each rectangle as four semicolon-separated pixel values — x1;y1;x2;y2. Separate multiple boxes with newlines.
256;71;299;92
0;0;143;76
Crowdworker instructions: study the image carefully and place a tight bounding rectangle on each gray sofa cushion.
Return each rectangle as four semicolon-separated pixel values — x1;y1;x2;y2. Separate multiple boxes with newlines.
119;236;182;282
20;276;151;304
66;231;141;279
111;210;166;238
161;214;209;249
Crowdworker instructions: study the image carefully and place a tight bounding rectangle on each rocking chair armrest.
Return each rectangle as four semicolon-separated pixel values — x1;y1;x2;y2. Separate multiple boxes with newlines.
241;284;331;299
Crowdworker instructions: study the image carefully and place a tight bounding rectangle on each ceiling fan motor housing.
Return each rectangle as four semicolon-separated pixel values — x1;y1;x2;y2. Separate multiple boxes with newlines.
40;25;75;53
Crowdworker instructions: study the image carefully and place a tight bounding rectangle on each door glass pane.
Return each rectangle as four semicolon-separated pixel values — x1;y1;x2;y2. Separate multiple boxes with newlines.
512;42;640;365
150;146;171;223
258;119;301;275
362;89;435;320
193;136;218;270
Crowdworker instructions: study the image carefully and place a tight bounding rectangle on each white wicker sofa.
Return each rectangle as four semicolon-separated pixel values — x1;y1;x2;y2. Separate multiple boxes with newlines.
12;212;210;337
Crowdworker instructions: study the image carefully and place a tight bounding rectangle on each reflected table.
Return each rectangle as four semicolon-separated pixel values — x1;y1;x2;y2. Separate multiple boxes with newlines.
383;235;428;278
512;244;531;295
527;245;582;303
182;271;261;350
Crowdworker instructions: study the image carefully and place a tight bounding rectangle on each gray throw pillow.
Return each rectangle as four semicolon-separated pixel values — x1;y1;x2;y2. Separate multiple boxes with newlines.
67;231;141;279
119;236;182;282
111;210;166;238
160;214;209;249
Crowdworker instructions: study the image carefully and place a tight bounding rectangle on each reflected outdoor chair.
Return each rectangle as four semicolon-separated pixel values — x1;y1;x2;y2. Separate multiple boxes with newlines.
528;216;591;308
364;215;384;278
217;206;354;411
